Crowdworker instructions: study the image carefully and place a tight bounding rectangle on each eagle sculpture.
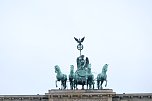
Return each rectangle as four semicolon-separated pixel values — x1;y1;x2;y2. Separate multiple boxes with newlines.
74;37;85;44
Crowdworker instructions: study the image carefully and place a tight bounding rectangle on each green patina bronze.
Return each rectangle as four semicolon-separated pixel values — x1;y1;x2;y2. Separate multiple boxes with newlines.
86;64;95;89
73;37;94;90
54;37;108;90
74;37;85;56
97;64;108;89
55;65;67;89
69;65;74;90
74;54;90;90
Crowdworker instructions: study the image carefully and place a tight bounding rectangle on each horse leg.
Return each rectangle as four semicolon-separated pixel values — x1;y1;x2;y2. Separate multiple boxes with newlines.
69;80;71;89
65;80;67;89
82;85;84;90
87;80;90;89
89;83;92;89
73;80;75;90
63;81;65;89
97;80;99;89
100;80;104;89
62;80;65;90
62;80;66;89
82;80;85;90
74;80;77;90
71;80;73;90
74;83;76;90
93;81;94;89
105;79;107;87
64;81;66;89
61;81;63;90
76;82;78;90
56;80;58;87
70;80;72;90
87;80;88;89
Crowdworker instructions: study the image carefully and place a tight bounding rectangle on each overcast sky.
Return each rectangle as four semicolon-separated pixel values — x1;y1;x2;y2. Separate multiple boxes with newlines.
0;0;152;95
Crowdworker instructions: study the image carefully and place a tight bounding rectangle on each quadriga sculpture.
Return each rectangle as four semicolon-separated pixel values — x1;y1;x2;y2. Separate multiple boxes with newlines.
54;65;67;89
69;65;75;90
97;64;108;89
87;64;94;89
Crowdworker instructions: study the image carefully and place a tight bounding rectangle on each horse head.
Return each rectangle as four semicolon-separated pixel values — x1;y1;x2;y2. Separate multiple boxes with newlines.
70;65;74;74
55;65;60;73
102;64;108;73
70;65;74;70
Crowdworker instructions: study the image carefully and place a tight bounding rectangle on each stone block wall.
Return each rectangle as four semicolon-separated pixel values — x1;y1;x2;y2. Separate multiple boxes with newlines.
113;93;152;101
0;95;48;101
0;91;152;101
46;89;115;101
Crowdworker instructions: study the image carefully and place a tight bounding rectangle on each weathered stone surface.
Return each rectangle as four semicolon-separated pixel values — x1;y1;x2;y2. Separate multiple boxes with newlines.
0;91;152;101
0;95;48;101
46;89;115;101
113;93;152;101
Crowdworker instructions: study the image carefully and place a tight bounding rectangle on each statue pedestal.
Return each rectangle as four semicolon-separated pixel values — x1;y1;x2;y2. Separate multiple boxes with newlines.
46;89;116;101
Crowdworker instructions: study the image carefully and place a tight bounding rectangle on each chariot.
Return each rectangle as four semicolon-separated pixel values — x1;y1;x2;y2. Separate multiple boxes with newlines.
74;55;94;89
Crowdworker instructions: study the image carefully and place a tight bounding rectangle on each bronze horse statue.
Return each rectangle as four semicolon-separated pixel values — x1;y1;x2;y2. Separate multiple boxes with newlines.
54;65;67;89
97;64;108;89
69;65;75;90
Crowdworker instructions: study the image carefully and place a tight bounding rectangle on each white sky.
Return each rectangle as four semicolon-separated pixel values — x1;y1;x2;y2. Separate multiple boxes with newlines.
0;0;152;95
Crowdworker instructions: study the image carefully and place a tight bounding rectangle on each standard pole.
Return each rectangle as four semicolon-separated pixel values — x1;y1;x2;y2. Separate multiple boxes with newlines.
80;50;81;56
